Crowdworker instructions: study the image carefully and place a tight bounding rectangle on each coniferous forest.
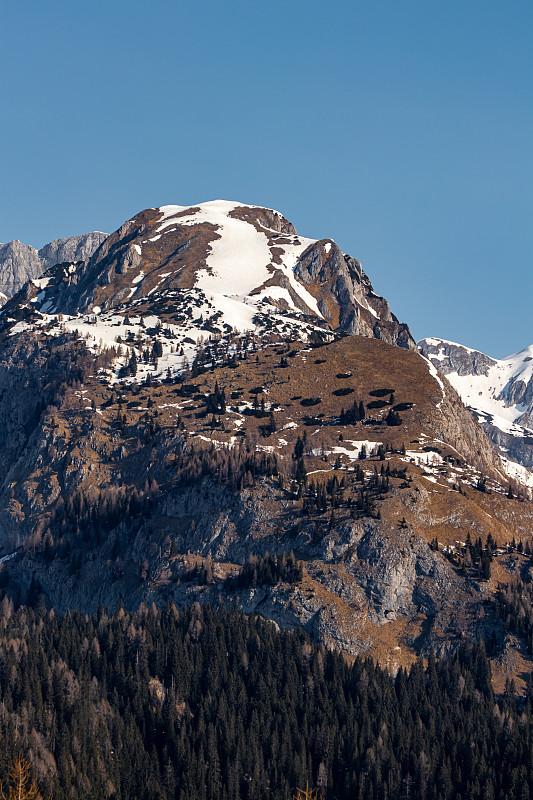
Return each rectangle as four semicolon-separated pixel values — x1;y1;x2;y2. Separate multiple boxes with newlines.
0;602;532;800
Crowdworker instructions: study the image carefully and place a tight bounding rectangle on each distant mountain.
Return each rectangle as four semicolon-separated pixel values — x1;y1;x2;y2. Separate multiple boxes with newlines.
0;232;107;301
38;231;108;271
0;240;43;298
419;337;533;481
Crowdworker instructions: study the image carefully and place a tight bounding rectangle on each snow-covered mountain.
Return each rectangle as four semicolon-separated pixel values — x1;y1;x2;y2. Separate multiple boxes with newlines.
419;337;533;481
0;232;107;302
0;201;414;366
1;200;532;670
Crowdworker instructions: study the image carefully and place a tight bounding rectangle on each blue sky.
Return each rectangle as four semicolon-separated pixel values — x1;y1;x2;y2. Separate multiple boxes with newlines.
2;0;531;357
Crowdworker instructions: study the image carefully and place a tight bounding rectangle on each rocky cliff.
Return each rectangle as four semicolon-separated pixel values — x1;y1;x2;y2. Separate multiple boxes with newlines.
0;232;107;302
0;240;43;298
38;231;108;271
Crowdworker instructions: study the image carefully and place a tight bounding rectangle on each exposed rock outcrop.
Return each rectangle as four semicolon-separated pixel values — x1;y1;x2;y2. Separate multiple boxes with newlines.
295;242;414;347
419;338;496;377
0;233;108;303
38;232;107;271
0;240;43;297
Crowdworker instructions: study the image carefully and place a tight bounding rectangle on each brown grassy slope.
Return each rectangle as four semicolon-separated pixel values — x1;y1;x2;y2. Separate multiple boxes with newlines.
4;333;533;681
6;333;526;545
181;335;503;475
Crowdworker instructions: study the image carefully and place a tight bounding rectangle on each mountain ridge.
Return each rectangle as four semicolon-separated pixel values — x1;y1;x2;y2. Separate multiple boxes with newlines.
0;231;108;303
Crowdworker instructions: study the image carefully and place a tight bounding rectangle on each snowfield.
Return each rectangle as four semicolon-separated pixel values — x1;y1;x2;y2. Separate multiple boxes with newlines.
154;200;322;322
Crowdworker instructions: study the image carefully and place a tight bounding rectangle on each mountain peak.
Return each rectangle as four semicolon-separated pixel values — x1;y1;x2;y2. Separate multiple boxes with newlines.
1;201;414;355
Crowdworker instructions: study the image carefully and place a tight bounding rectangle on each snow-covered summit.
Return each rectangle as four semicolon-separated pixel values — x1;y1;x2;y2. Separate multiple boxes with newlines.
419;337;533;426
0;201;414;356
152;200;320;315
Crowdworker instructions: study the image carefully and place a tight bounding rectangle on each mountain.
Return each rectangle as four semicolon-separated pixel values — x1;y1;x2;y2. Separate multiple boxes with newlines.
37;231;108;271
0;201;531;685
0;240;43;299
0;201;413;349
0;331;516;659
0;232;107;301
419;337;533;484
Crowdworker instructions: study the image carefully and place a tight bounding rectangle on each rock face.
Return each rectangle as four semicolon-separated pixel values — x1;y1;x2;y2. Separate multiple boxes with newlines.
419;337;533;478
294;242;413;347
0;241;43;298
0;233;108;302
419;338;497;377
38;232;107;271
4;484;479;659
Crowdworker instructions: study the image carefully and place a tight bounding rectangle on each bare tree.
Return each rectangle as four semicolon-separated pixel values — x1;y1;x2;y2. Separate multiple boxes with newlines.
0;756;49;800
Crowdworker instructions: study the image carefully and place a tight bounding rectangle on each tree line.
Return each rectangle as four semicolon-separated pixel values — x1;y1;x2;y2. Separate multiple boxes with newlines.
0;603;532;799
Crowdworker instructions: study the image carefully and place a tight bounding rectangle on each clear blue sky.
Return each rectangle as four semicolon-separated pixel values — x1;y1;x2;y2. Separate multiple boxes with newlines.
2;0;531;357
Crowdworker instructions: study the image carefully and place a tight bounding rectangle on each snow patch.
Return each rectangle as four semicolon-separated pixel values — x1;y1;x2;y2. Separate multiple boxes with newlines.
421;355;445;410
31;276;51;290
155;200;322;320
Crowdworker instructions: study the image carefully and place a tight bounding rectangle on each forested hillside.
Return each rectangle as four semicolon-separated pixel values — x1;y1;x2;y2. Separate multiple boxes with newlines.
0;603;532;800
